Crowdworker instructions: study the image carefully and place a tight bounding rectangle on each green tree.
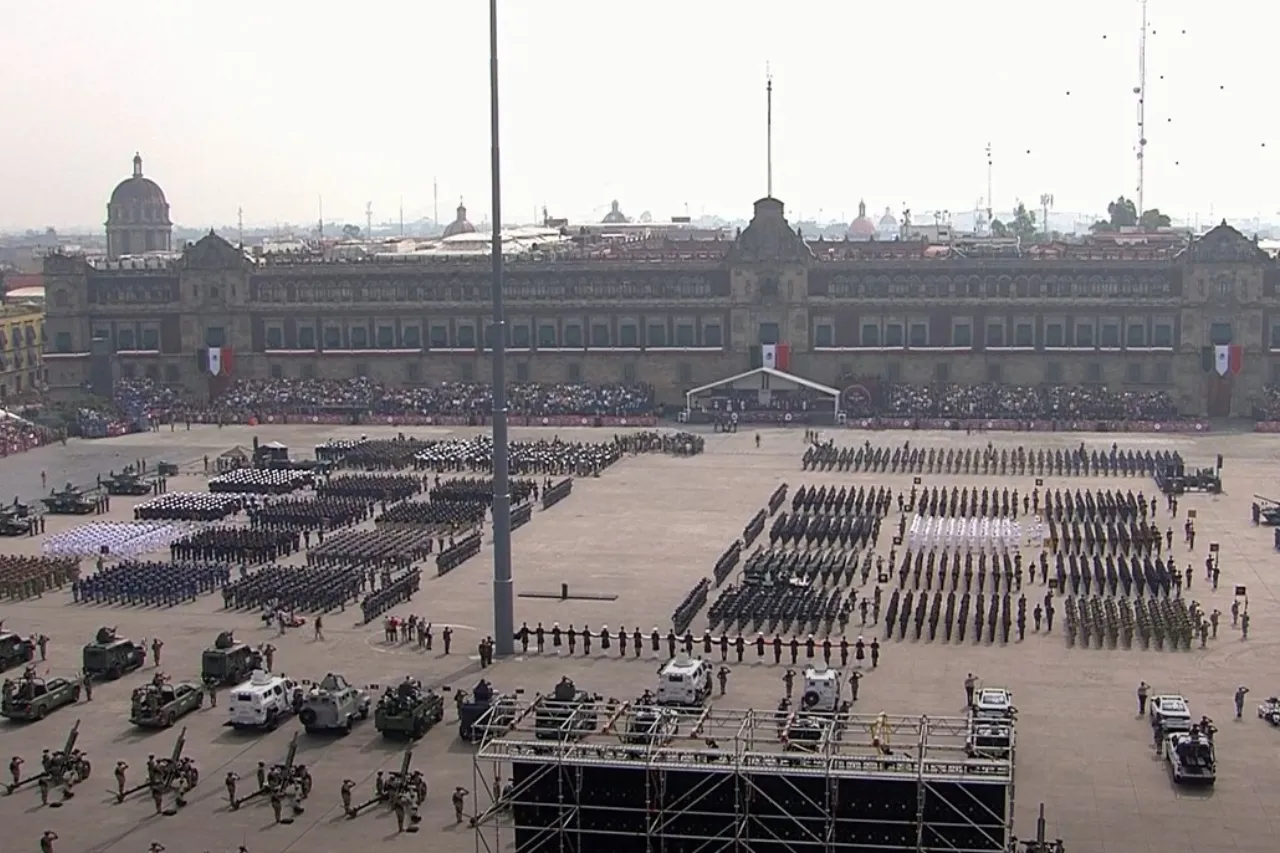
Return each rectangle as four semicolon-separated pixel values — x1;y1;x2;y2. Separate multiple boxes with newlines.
1009;201;1038;241
990;219;1009;237
341;224;362;239
1139;208;1172;228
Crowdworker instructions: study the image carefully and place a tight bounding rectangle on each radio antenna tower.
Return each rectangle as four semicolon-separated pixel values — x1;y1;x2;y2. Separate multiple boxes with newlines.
317;196;324;239
766;64;774;198
399;197;404;236
985;143;994;231
1136;0;1149;217
236;207;244;247
365;201;373;238
433;177;439;226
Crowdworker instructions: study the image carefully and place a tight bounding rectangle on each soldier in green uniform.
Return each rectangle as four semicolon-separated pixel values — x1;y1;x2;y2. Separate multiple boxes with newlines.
340;778;355;816
114;761;128;799
224;771;239;805
270;791;283;823
37;774;49;805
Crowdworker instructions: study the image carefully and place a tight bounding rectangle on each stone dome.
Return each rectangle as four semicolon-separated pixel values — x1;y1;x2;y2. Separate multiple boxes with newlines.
602;200;628;224
110;153;167;206
443;201;476;238
847;200;876;239
878;206;898;228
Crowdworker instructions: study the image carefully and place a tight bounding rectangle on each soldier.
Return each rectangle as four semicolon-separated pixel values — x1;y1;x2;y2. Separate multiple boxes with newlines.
734;634;745;662
341;778;356;816
619;627;628;657
262;644;276;671
1210;609;1221;639
270;791;283;823
443;626;454;654
788;636;799;665
208;682;217;707
1235;686;1249;718
151;638;164;667
717;666;730;696
81;671;92;702
839;637;850;667
822;637;832;665
39;831;57;853
755;633;766;659
313;615;324;641
36;634;48;661
552;623;562;655
392;790;407;832
9;755;22;788
536;623;546;653
718;634;728;661
518;622;529;654
772;635;783;664
114;761;128;799
582;626;592;656
256;761;267;791
174;770;190;808
783;669;796;699
849;671;862;702
452;786;469;824
964;673;977;707
1137;682;1150;715
633;627;643;658
567;626;577;655
151;784;164;814
37;774;50;805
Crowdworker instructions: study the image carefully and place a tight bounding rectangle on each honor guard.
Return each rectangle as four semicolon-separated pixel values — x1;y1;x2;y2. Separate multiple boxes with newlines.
783;669;796;699
114;761;128;798
341;779;355;815
717;666;730;696
734;634;745;662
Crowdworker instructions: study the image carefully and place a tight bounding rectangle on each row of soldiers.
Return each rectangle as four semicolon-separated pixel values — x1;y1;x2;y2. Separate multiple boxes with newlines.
893;548;1027;595
1063;594;1205;650
72;560;230;606
882;587;1043;644
222;565;363;613
171;527;300;564
0;556;78;600
248;496;375;531
803;440;1178;479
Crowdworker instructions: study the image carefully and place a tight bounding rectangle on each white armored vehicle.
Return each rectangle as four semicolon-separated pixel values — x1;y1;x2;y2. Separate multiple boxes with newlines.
1149;694;1193;733
655;655;712;706
967;687;1015;758
1257;697;1280;725
1165;730;1215;785
298;674;371;735
799;666;842;713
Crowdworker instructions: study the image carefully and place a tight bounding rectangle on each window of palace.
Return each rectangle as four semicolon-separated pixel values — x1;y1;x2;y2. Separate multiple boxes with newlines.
266;327;283;349
564;324;584;348
457;325;476;348
54;332;71;353
120;363;136;379
94;328;110;344
515;362;529;382
678;362;693;385
164;364;179;383
934;362;950;382
405;361;421;383
567;362;582;382
205;326;226;348
814;324;834;348
1126;363;1143;384
620;324;639;347
985;323;1004;348
402;326;421;349
323;327;342;349
145;365;159;381
1046;362;1063;383
298;327;316;350
1014;323;1033;347
1075;323;1094;348
1209;322;1233;345
622;362;637;382
512;325;531;348
378;326;395;349
1272;324;1280;349
675;324;694;347
140;328;159;350
885;361;902;381
429;325;449;348
350;327;368;349
1154;361;1172;384
885;323;904;347
1126;323;1145;348
646;323;667;347
590;323;609;347
758;322;780;345
1045;322;1064;347
951;323;971;348
538;324;558;347
861;323;880;347
1085;362;1102;383
1100;323;1120;348
484;324;497;349
117;328;136;350
909;323;928;348
986;363;1002;383
355;362;368;378
301;362;316;380
270;364;284;380
704;323;723;348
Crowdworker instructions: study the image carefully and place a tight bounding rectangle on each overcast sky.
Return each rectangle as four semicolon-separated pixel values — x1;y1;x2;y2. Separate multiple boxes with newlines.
2;0;1275;230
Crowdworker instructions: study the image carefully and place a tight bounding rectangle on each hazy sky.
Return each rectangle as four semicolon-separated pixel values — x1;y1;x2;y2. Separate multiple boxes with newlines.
3;1;1276;230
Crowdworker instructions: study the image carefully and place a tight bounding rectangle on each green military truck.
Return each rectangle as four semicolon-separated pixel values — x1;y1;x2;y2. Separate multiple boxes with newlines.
1;675;81;721
374;678;445;739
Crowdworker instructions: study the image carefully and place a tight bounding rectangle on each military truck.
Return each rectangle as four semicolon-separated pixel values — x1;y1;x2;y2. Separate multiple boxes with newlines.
0;632;36;673
534;677;599;741
130;678;205;727
1;674;81;720
458;679;516;743
298;674;371;735
104;472;152;496
82;626;146;679
374;678;445;739
41;486;96;515
201;631;263;687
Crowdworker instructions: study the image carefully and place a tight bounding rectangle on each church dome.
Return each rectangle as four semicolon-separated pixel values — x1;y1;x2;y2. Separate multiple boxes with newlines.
110;153;167;206
602;200;628;224
878;207;898;228
847;200;876;239
443;201;476;238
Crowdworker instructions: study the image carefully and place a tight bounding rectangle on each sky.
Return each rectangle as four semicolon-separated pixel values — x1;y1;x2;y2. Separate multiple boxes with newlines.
2;0;1277;231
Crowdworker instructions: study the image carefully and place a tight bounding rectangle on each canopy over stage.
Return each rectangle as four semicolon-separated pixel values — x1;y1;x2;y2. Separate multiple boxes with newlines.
684;367;841;426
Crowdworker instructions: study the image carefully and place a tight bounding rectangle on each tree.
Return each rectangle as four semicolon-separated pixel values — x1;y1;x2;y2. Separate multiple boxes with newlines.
1009;201;1038;241
990;219;1009;237
341;224;362;239
1139;208;1172;228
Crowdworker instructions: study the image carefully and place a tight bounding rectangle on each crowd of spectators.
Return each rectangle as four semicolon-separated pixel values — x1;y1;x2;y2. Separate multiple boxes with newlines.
882;383;1180;421
1252;385;1280;420
0;414;57;455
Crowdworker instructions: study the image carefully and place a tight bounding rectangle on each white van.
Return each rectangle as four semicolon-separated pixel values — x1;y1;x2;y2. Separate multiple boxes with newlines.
227;670;298;729
655;654;713;706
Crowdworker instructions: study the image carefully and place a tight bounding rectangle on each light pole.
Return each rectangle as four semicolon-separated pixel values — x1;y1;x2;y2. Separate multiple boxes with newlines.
1039;193;1055;236
488;0;514;657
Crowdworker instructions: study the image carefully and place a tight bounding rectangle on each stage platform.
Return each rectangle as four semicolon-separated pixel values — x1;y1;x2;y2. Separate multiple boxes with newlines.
473;700;1014;853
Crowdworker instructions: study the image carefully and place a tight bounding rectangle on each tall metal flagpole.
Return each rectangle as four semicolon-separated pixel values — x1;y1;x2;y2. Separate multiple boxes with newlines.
488;0;514;657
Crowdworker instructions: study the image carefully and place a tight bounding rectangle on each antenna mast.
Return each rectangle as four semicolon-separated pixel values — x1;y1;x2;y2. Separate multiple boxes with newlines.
986;143;994;232
766;64;773;198
399;197;404;236
365;201;373;238
318;196;324;239
1136;0;1149;217
236;207;244;247
433;177;439;226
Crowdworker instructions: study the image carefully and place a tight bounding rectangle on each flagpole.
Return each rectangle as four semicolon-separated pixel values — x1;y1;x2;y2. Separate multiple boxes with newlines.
488;0;515;658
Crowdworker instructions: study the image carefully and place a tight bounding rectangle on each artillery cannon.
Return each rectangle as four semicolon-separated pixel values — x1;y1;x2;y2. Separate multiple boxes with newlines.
229;732;312;822
1253;496;1280;526
114;728;198;813
4;720;87;804
342;749;425;832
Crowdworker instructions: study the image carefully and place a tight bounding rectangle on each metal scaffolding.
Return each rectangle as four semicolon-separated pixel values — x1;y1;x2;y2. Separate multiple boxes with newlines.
473;699;1015;853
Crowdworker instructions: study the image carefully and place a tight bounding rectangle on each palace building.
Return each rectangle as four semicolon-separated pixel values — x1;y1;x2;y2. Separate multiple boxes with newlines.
41;161;1279;417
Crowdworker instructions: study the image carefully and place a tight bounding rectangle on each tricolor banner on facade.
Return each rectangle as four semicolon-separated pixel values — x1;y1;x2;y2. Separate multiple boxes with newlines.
198;346;234;377
1214;344;1243;377
749;343;791;371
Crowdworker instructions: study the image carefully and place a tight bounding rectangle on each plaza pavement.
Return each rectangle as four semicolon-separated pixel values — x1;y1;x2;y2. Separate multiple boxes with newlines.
0;424;1276;853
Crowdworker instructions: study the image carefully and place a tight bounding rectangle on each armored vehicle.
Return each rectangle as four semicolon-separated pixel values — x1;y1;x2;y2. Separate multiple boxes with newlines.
298;674;371;734
374;677;445;739
458;679;516;743
0;509;31;537
0;632;36;673
82;626;146;679
104;472;152;496
1166;730;1215;785
41;486;95;515
1;673;81;720
201;631;263;686
130;677;205;727
534;677;599;741
623;704;678;745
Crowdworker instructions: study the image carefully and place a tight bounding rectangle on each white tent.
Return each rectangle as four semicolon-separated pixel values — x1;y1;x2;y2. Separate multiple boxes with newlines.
684;367;840;421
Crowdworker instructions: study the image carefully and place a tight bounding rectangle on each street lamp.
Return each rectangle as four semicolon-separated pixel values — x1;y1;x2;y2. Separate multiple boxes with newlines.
1039;194;1055;236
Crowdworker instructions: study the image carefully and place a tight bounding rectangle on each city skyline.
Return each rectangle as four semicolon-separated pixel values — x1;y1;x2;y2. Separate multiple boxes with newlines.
3;0;1278;231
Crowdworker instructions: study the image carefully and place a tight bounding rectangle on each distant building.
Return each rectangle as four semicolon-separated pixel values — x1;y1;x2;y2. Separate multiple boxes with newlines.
602;200;628;224
0;302;44;401
847;200;876;240
106;153;172;259
876;207;898;241
442;201;476;238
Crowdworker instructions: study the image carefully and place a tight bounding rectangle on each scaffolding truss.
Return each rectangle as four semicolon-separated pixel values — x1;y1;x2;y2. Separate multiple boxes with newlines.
473;699;1015;853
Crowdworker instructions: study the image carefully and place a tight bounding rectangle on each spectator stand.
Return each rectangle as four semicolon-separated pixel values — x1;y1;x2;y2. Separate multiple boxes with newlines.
684;367;841;427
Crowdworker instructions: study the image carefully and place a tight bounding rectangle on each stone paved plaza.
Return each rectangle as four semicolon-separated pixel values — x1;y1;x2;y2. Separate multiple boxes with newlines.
0;424;1276;853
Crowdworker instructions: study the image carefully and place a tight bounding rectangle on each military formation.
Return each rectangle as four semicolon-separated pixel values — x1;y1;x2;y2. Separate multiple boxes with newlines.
0;555;78;600
803;440;1181;478
134;492;245;522
71;560;229;606
1063;594;1205;650
410;436;624;476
